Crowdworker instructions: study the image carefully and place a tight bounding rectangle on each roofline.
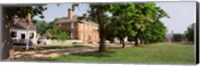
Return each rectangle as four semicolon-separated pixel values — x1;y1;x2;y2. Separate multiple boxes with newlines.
55;21;99;26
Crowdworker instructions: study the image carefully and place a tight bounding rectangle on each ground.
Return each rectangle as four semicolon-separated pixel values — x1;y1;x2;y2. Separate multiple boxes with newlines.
14;43;195;64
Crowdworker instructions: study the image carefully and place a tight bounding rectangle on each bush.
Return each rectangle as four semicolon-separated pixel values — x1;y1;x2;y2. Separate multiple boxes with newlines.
173;33;184;42
48;26;70;40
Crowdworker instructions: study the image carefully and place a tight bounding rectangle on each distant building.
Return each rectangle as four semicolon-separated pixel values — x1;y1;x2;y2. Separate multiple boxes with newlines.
10;13;37;45
166;30;174;43
54;8;99;44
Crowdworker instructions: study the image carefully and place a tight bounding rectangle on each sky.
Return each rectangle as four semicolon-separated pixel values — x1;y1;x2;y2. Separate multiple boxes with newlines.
33;2;196;34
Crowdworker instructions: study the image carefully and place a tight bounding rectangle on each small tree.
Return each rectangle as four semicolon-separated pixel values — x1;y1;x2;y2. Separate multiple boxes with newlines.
48;25;70;40
35;20;50;35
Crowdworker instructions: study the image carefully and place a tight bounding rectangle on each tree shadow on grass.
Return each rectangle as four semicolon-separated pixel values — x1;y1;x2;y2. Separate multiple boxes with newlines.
70;51;116;58
132;45;149;48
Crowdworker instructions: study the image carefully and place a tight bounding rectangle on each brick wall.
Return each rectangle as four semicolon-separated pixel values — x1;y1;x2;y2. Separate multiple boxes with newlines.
57;22;99;44
77;22;99;44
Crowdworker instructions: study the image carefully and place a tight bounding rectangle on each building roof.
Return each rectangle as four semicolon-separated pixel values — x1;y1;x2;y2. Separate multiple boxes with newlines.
12;17;36;31
42;31;52;37
54;16;98;26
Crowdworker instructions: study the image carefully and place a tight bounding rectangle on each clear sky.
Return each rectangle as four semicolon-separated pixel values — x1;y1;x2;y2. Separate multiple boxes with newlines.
33;1;196;34
155;1;196;34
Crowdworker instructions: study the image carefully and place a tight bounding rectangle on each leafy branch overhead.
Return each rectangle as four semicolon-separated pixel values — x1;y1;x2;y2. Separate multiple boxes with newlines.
4;5;47;20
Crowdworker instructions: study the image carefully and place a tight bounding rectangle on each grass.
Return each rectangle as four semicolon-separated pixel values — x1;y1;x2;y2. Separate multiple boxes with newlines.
44;43;195;64
14;44;90;51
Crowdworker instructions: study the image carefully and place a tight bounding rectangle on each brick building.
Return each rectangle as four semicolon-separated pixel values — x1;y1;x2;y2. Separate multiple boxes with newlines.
54;8;99;44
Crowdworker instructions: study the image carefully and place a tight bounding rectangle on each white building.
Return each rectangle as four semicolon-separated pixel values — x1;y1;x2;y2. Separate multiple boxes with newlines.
10;13;37;45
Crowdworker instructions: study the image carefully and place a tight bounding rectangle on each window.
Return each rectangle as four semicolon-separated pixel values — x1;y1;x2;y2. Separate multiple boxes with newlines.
89;35;91;40
29;33;34;39
21;34;25;39
71;23;74;29
80;24;83;29
11;31;17;38
84;24;87;30
71;32;75;39
80;33;83;40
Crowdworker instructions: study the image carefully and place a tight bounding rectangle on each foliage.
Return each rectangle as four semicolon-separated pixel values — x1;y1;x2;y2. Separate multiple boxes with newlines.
185;23;195;43
143;20;167;43
47;24;70;40
35;20;70;40
133;3;169;44
4;5;47;20
104;3;169;46
173;33;185;42
35;20;50;35
105;3;137;47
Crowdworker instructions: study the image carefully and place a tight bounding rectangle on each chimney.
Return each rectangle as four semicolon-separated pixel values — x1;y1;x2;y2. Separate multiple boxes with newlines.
26;13;32;22
68;8;73;19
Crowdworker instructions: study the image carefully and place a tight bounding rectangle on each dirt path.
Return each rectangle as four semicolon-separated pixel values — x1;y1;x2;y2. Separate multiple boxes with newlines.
13;44;133;61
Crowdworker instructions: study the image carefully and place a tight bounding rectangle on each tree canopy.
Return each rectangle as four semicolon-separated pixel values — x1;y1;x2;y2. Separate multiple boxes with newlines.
103;3;169;47
4;5;47;20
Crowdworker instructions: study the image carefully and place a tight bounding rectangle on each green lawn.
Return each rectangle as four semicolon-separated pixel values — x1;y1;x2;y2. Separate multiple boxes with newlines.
44;43;195;64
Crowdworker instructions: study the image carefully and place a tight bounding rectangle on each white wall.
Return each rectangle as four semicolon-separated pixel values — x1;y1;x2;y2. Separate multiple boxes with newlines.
49;40;83;46
10;29;37;44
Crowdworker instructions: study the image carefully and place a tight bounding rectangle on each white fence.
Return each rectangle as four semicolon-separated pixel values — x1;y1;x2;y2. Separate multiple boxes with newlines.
48;40;84;46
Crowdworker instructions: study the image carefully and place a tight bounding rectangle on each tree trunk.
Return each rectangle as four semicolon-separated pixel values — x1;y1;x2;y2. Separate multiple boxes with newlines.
0;7;14;60
139;37;143;44
96;6;107;53
144;39;148;44
120;37;125;48
135;34;139;46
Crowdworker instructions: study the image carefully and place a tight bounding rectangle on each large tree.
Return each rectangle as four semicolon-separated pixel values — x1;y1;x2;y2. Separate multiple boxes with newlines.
106;3;137;48
2;5;46;60
133;3;169;45
143;20;167;43
104;2;169;47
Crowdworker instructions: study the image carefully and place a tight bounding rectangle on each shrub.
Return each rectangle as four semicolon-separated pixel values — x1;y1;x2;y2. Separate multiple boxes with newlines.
173;33;185;42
